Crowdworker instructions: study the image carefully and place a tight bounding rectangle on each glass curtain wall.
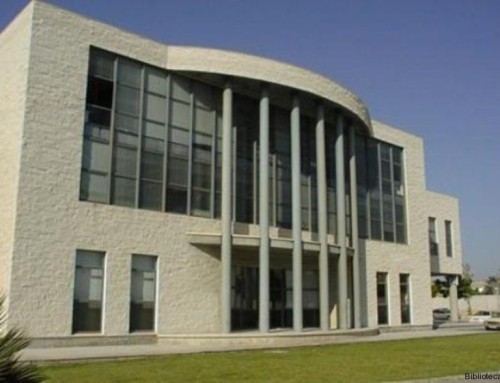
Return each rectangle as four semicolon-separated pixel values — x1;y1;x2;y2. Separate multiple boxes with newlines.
325;123;337;239
167;75;191;213
81;49;221;218
356;136;368;238
300;116;318;233
233;95;259;224
356;136;406;244
271;107;292;229
82;49;377;238
140;67;167;211
192;81;217;217
81;50;114;203
344;124;352;244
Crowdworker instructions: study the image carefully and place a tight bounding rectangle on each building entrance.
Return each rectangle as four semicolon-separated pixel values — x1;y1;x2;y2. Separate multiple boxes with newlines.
231;266;258;330
231;265;319;331
270;269;293;328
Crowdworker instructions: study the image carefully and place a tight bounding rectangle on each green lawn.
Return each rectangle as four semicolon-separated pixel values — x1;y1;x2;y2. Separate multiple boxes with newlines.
41;333;500;383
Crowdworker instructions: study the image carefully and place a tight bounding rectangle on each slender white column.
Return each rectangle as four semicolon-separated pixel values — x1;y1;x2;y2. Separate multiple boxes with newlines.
449;275;459;322
259;87;270;333
316;104;329;331
221;83;233;333
349;126;361;328
336;114;348;330
291;95;303;331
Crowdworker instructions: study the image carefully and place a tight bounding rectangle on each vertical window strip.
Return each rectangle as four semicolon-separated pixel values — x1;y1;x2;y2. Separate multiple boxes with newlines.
186;90;194;215
428;217;438;255
359;136;407;243
377;142;384;240
253;140;258;224
232;126;237;221
389;146;397;242
210;110;217;218
135;65;146;208
107;57;118;204
162;74;171;212
130;254;157;332
445;220;453;257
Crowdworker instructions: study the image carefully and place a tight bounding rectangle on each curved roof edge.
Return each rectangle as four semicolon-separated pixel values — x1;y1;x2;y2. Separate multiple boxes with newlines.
167;46;372;134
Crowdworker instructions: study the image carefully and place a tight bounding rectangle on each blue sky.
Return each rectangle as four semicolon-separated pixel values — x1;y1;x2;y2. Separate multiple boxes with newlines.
1;0;499;280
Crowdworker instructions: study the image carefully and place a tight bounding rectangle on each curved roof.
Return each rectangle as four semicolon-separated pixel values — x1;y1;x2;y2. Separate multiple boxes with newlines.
167;46;372;133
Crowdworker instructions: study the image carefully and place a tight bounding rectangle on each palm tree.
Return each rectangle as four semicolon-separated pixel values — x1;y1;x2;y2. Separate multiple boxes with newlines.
0;296;44;382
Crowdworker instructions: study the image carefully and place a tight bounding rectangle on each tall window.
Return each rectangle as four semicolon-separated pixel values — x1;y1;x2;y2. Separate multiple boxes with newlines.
231;266;258;331
81;49;221;216
428;217;438;256
303;270;319;328
325;124;337;238
167;75;191;214
73;250;105;333
376;272;389;325
130;255;157;332
300;116;317;232
272;107;292;229
234;95;258;223
445;220;453;257
112;59;142;207
80;50;114;203
191;81;217;217
140;67;167;211
357;136;406;244
356;136;368;238
399;274;411;324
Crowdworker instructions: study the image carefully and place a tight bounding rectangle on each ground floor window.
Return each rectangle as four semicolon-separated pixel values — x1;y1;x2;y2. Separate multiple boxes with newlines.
399;274;411;324
269;268;294;328
376;272;389;325
130;255;157;332
302;270;319;328
72;250;105;333
231;265;319;331
231;266;259;330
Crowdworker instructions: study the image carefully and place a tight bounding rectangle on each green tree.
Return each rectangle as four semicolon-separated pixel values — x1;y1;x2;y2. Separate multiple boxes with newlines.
431;279;447;297
458;264;475;298
458;264;475;315
0;296;44;383
484;274;499;295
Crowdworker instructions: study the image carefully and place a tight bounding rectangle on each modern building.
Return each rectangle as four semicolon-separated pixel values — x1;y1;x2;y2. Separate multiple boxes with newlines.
0;1;463;345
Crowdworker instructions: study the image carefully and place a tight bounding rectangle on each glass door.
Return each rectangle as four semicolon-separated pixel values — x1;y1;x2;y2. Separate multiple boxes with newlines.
270;269;293;328
231;266;258;330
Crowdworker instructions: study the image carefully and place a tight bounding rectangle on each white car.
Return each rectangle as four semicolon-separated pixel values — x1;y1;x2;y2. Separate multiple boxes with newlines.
484;312;500;330
469;310;492;323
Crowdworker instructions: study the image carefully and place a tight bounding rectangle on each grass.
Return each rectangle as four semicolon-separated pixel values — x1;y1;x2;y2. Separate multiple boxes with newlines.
41;333;500;383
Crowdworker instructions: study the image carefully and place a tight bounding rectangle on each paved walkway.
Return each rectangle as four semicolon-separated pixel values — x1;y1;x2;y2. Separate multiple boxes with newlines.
20;324;486;363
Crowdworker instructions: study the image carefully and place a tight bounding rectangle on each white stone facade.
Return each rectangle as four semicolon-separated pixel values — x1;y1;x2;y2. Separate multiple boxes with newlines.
0;1;462;342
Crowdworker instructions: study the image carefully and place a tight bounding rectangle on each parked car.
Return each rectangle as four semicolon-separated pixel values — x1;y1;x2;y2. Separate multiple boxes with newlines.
484;312;500;330
433;308;451;321
469;311;492;323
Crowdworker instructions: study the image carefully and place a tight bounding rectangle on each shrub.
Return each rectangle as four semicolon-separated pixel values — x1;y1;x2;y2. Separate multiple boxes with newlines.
0;296;43;382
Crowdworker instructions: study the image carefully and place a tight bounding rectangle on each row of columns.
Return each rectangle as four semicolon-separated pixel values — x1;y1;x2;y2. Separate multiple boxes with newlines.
221;83;362;333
